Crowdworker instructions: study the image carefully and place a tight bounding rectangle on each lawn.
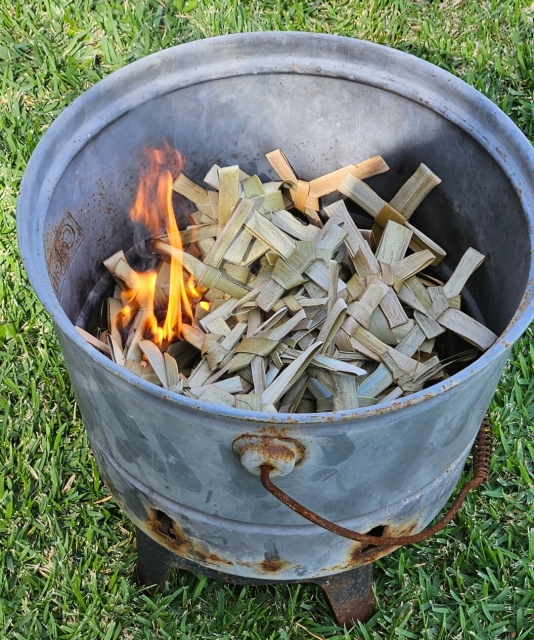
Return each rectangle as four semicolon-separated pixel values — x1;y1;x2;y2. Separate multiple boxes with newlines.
1;1;534;638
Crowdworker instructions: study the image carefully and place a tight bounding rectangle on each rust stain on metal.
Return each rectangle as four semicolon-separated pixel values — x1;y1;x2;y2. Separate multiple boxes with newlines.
346;543;392;566
259;558;296;573
255;425;298;437
145;509;304;574
336;520;419;569
232;434;306;466
260;441;296;463
147;510;234;566
206;552;233;565
363;389;436;416
260;559;281;572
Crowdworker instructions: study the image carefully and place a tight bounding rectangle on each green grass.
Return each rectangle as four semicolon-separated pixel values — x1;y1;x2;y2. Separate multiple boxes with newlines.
1;1;534;638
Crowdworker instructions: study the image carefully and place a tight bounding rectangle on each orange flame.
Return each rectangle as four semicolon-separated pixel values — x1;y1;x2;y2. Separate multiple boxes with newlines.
121;142;200;345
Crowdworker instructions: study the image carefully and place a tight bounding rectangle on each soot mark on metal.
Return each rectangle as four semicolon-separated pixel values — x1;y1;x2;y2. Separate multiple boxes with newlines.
319;433;355;465
154;433;202;493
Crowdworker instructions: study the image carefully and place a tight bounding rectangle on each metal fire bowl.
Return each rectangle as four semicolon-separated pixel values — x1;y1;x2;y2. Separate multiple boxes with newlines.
17;33;534;581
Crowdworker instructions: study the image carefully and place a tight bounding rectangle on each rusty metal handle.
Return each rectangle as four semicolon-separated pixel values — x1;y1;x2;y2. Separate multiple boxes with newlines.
260;420;492;547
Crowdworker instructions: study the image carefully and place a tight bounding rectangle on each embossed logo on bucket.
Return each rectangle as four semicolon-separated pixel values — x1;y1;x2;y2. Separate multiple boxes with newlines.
48;212;84;295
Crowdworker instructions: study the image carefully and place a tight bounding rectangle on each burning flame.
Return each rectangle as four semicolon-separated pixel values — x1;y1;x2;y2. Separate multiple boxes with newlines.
120;142;201;345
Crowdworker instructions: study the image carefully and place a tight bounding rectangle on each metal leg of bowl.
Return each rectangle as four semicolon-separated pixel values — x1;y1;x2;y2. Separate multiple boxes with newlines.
314;563;375;626
136;526;178;589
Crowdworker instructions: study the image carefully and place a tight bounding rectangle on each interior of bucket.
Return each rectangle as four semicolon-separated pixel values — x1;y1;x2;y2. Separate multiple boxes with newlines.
42;72;529;368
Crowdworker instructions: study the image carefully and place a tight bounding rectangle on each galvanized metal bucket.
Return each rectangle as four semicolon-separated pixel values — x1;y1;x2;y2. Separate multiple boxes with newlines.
17;33;534;581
